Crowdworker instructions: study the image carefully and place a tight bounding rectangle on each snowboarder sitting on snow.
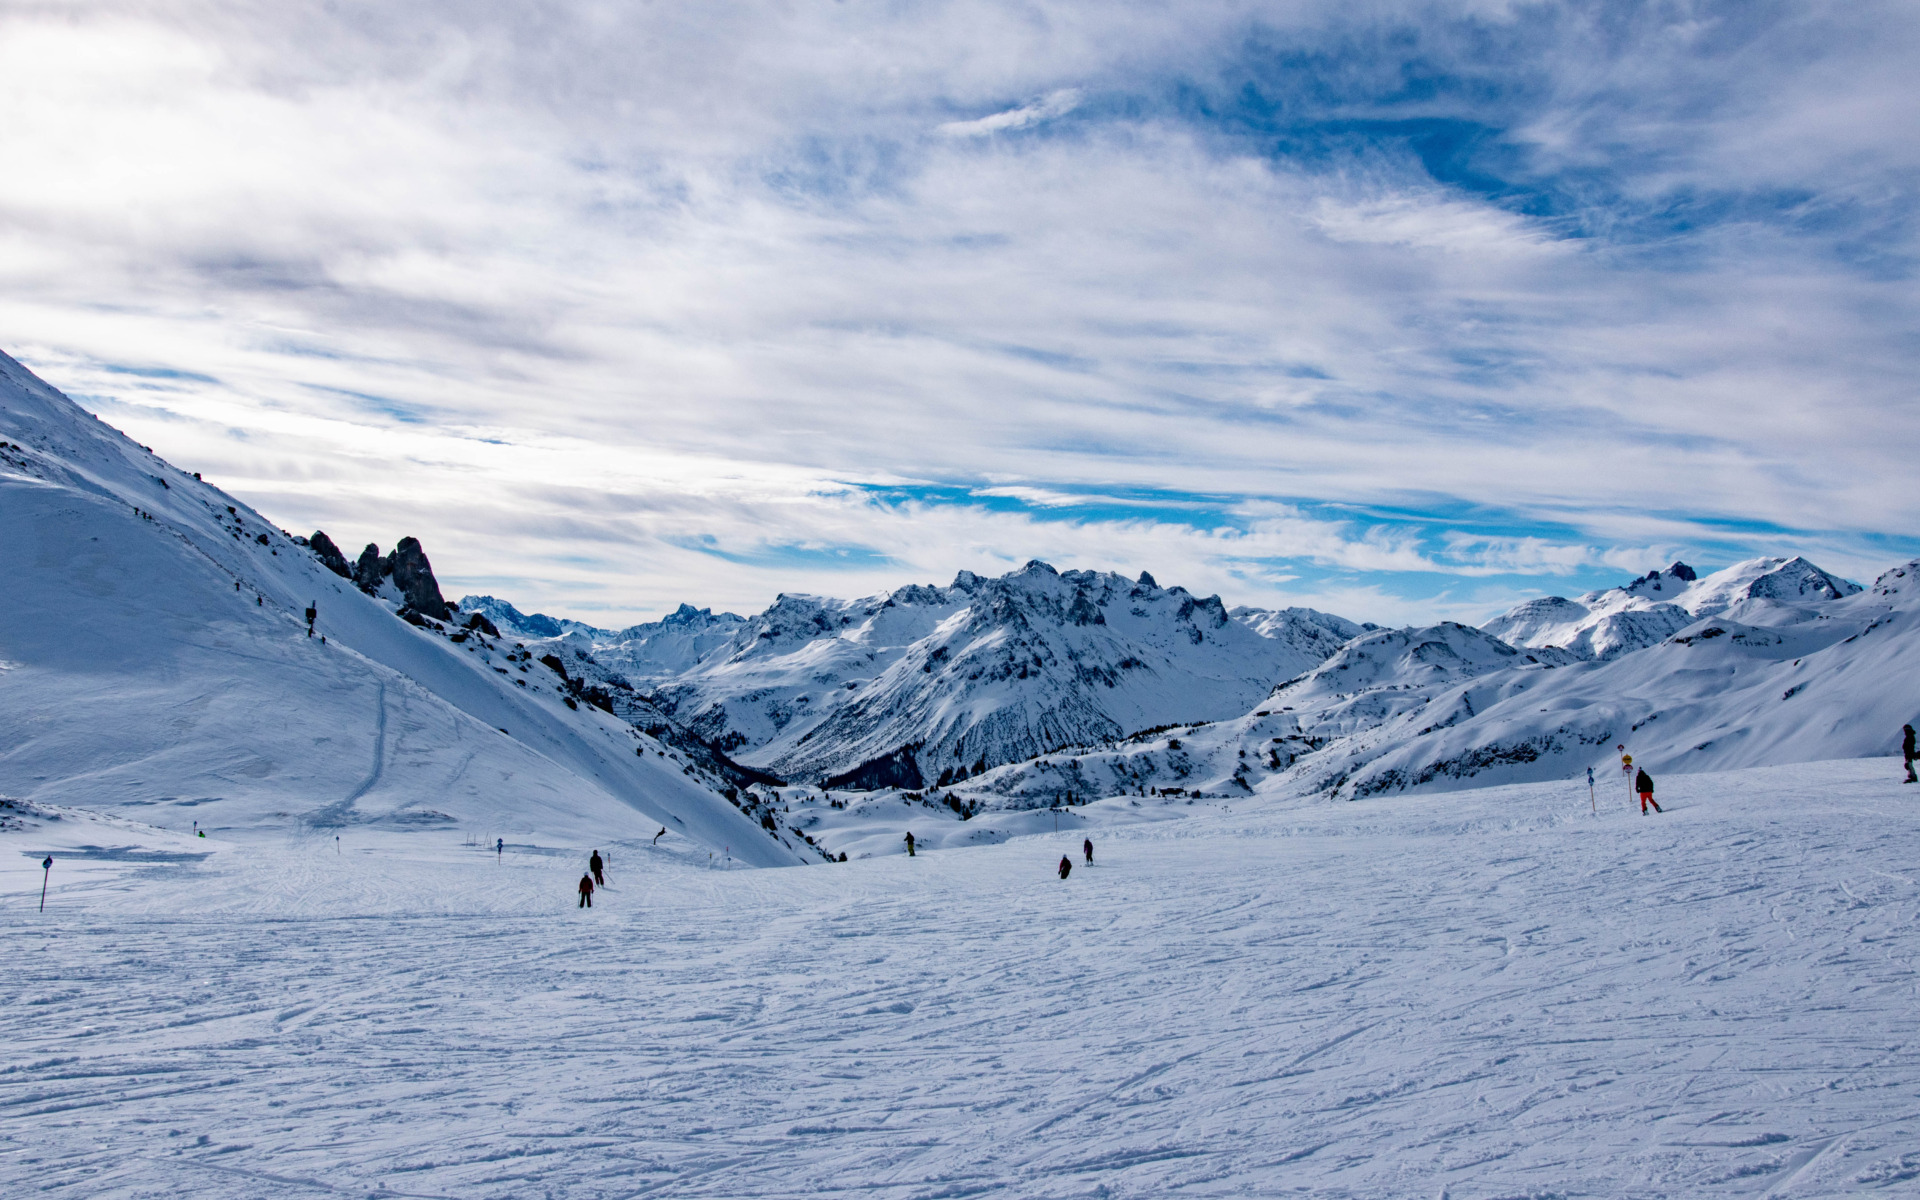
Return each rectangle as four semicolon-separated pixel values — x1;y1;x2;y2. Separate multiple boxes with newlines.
1058;855;1072;880
1083;837;1093;865
1636;768;1662;814
578;872;594;908
590;849;605;886
1903;724;1916;784
904;831;915;857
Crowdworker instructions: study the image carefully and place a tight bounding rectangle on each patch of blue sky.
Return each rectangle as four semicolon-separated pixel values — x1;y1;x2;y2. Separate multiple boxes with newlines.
668;534;901;572
300;383;437;426
990;343;1100;373
851;481;1233;524
99;363;219;384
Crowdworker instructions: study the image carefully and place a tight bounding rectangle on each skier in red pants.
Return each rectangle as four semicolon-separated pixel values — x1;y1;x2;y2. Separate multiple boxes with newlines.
1636;768;1662;814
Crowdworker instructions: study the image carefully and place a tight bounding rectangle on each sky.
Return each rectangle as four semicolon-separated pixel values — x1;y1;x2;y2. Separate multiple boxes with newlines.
2;0;1916;627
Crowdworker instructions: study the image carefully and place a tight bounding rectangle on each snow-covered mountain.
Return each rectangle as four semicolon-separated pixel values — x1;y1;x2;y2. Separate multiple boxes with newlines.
492;564;1370;789
1482;557;1861;660
0;351;807;865
954;556;1914;810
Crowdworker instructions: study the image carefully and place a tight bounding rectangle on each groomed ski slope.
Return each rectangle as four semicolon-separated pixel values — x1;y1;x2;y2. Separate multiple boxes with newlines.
5;758;1918;1198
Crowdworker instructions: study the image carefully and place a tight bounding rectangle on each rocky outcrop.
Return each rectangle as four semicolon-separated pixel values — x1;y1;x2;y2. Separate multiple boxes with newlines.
353;544;387;593
389;537;451;621
308;530;352;579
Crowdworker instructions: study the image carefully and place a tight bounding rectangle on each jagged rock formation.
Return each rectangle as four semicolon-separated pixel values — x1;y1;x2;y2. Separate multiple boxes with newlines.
388;537;451;621
308;530;352;579
354;543;386;593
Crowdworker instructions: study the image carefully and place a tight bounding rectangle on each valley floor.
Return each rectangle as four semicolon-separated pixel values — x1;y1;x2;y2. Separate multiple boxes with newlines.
3;760;1919;1198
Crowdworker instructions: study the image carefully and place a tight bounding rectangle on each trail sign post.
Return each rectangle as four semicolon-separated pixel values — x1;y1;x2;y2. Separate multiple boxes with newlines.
39;856;52;912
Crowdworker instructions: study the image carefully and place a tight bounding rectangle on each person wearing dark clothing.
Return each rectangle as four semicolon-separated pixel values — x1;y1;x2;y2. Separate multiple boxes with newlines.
904;832;916;857
1904;724;1916;784
1636;768;1662;814
589;850;605;886
578;873;594;907
1083;838;1093;865
1058;855;1072;880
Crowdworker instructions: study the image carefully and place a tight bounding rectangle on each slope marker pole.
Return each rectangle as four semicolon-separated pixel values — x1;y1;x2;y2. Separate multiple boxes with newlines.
39;856;52;912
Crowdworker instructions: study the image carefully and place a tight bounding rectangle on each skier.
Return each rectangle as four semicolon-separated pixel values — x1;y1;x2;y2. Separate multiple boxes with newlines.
1636;767;1662;814
904;831;916;857
1083;837;1093;866
1057;854;1072;880
496;837;504;859
305;603;317;637
653;827;666;845
578;872;595;908
1903;724;1916;784
589;849;605;886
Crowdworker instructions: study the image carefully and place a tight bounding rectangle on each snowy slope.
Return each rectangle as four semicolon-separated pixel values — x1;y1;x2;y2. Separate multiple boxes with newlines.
520;563;1368;788
5;757;1918;1198
0;351;802;865
1299;558;1918;798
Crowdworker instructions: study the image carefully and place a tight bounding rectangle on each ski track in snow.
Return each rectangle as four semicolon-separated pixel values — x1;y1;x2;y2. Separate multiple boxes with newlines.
3;760;1919;1198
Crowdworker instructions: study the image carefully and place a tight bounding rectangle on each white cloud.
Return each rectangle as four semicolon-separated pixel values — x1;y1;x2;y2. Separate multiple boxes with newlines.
937;88;1083;137
1;1;1915;625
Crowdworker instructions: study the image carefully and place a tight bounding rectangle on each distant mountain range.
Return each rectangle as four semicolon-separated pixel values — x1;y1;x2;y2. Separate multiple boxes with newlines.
4;347;1916;858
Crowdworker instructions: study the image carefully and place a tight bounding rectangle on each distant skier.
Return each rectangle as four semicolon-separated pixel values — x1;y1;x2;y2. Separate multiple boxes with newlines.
654;827;666;845
1057;855;1072;880
578;872;594;908
1083;837;1093;865
904;831;916;857
589;849;605;886
1904;724;1916;784
305;603;317;637
1636;768;1662;814
496;837;504;859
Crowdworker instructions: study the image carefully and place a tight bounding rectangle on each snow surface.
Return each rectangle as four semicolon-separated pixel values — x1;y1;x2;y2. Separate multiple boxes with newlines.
6;758;1919;1198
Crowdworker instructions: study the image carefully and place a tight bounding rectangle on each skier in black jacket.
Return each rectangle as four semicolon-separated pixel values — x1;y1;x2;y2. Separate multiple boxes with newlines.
1057;855;1072;880
1083;838;1093;865
589;850;605;886
1903;724;1916;784
1636;768;1662;814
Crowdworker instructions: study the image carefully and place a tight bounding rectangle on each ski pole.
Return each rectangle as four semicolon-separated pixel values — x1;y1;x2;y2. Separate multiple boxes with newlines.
39;856;51;912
